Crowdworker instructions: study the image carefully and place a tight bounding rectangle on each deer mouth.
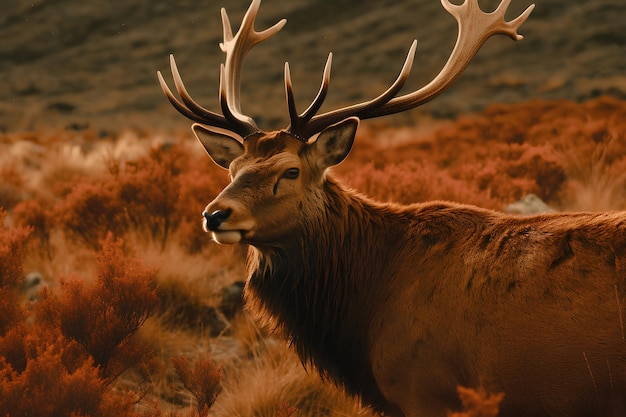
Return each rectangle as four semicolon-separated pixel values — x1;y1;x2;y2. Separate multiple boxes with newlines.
211;230;244;244
211;230;243;245
209;222;255;244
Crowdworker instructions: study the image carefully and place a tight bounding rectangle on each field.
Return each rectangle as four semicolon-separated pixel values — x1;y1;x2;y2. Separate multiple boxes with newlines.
2;0;625;415
0;96;625;416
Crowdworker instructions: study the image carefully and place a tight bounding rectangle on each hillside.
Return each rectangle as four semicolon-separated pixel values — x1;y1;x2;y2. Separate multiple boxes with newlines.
1;0;624;133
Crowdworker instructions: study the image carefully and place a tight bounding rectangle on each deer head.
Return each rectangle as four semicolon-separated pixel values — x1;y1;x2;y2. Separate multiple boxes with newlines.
157;0;534;246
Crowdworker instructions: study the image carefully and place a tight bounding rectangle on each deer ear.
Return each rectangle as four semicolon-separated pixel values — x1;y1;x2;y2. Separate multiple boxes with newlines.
192;123;244;169
313;117;359;168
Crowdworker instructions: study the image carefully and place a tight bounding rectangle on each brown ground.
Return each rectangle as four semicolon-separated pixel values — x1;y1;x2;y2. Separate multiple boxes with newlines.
1;0;624;134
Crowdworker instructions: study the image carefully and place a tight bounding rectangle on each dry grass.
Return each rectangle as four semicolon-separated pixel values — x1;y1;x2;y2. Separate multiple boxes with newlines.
211;329;376;417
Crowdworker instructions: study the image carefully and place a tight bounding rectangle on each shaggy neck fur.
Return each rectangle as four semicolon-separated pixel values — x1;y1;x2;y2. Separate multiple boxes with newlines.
244;175;404;411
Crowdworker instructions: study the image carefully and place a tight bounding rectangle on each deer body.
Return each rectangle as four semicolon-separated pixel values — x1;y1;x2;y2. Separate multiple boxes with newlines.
212;131;626;417
362;201;626;417
156;0;626;415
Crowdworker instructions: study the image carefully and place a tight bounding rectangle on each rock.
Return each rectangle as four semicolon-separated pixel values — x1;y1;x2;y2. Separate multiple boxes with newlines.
504;194;557;215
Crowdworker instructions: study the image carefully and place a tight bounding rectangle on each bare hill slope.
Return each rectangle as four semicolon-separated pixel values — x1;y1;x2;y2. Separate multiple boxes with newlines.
1;0;624;132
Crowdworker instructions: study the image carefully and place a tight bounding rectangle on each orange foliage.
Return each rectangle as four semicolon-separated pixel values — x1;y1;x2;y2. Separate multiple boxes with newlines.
171;355;223;417
5;97;626;257
0;211;30;335
37;234;159;378
0;229;159;416
345;160;502;208
0;165;24;211
12;198;54;259
448;385;504;417
0;332;139;417
343;96;626;210
54;144;228;251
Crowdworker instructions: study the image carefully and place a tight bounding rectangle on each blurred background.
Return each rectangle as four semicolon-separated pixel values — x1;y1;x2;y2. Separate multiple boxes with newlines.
1;0;624;133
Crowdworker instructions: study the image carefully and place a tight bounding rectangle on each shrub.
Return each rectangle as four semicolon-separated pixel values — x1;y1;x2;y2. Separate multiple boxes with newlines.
0;231;158;416
37;233;159;378
171;355;223;417
12;198;54;259
55;179;125;249
0;165;25;211
0;210;30;335
0;341;138;417
54;143;228;252
343;96;626;210
448;385;504;417
344;160;502;209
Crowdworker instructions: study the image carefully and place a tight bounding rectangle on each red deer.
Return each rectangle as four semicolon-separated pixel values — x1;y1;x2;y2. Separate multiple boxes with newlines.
158;1;626;416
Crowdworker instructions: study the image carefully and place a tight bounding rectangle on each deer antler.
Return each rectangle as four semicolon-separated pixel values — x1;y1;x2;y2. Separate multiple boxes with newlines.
157;0;286;138
159;0;533;140
290;0;535;138
284;53;333;139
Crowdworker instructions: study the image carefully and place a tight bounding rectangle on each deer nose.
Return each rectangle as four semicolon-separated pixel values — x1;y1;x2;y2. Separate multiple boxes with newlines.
203;209;232;231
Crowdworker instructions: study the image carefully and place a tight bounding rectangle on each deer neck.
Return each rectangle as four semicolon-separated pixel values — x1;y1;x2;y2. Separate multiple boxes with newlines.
244;175;399;409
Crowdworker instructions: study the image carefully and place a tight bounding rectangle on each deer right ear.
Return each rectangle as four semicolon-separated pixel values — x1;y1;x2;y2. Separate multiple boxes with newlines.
192;123;244;169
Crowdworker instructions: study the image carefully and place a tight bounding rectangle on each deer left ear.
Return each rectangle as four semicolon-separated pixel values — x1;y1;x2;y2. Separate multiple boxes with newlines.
192;123;244;169
313;117;359;168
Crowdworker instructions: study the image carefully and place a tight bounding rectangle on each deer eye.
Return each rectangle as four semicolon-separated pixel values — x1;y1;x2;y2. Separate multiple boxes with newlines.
282;168;300;179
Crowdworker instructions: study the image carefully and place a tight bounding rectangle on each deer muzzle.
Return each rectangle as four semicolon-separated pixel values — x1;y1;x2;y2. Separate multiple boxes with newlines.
202;207;250;245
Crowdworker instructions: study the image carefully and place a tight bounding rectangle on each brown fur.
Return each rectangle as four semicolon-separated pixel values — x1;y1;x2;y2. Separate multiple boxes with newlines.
196;128;626;417
242;175;626;416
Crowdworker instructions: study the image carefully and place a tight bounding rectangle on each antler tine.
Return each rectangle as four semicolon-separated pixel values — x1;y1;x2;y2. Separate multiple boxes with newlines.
366;0;535;117
158;0;286;138
284;63;299;133
220;0;286;135
157;60;233;130
299;0;534;137
300;53;333;124
299;41;417;138
167;55;236;130
285;53;333;136
495;0;535;40
219;63;249;133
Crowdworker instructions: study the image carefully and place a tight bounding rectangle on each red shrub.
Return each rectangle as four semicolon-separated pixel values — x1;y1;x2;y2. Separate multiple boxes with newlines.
54;143;228;252
174;166;229;253
345;160;502;209
0;165;25;210
0;210;30;335
340;96;626;209
114;147;183;248
55;179;125;249
0;232;162;416
0;308;145;416
171;355;223;417
0;332;139;417
448;385;504;417
37;234;159;378
0;325;30;374
12;198;54;259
